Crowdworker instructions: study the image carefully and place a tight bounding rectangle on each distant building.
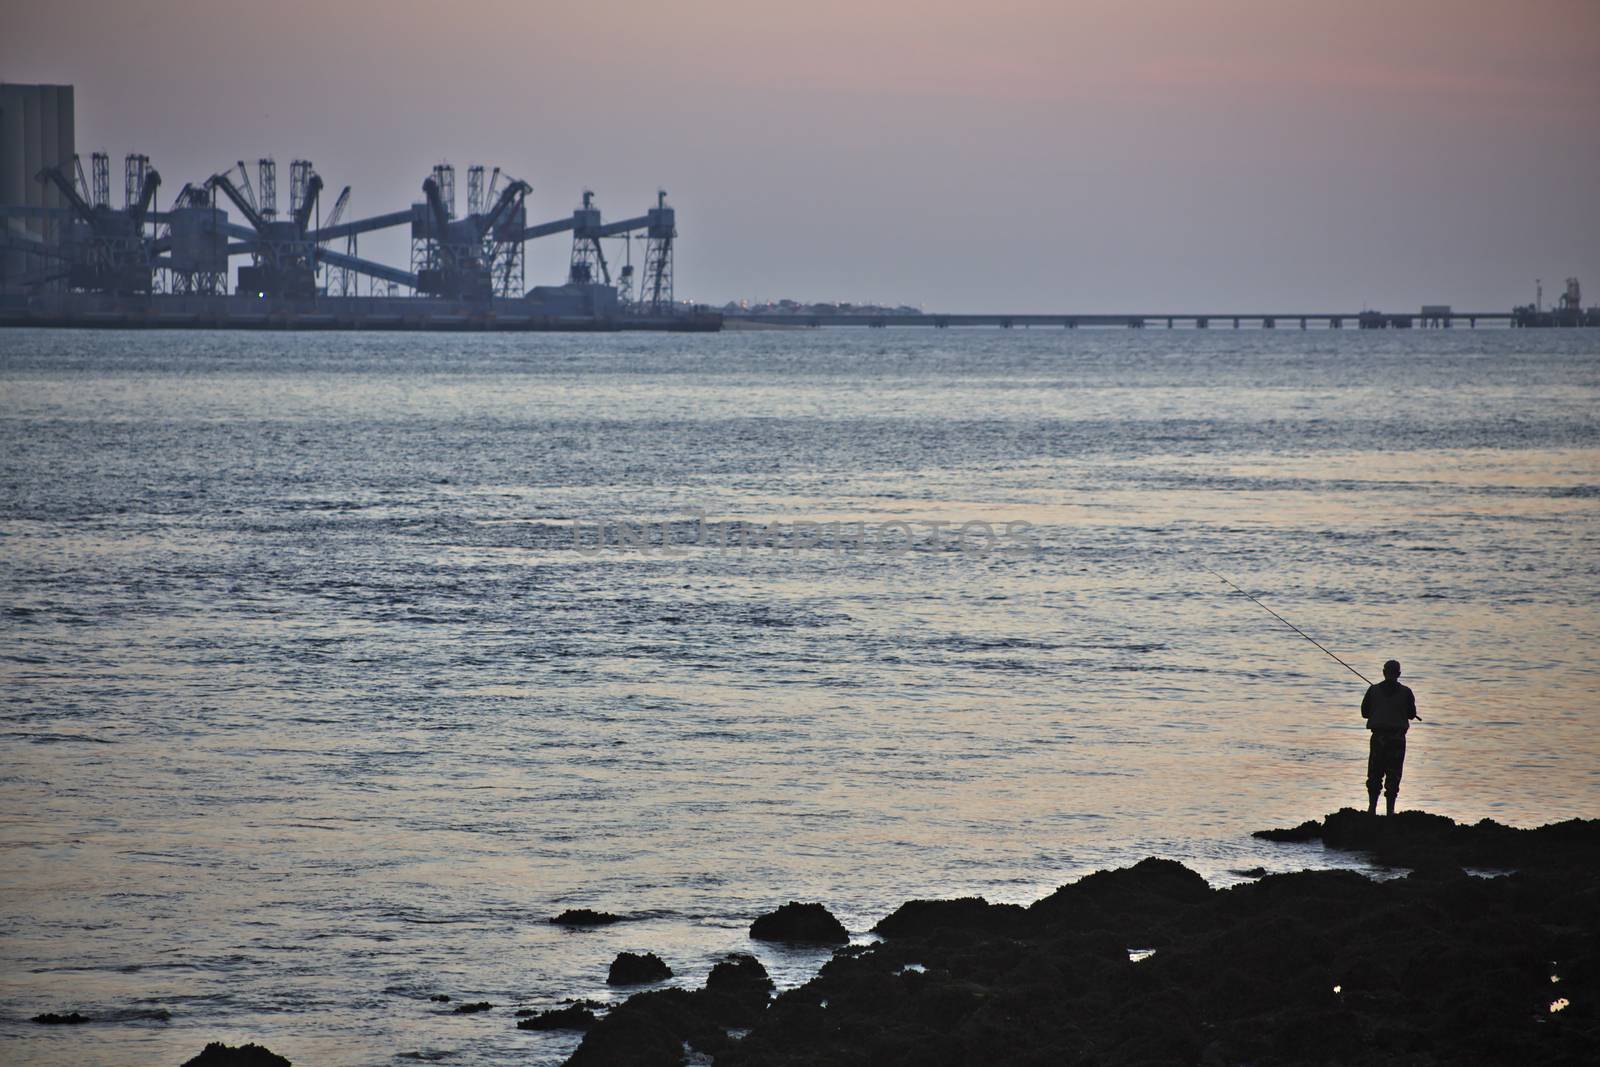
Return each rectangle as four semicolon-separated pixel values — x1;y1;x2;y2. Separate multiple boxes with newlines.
1;83;75;291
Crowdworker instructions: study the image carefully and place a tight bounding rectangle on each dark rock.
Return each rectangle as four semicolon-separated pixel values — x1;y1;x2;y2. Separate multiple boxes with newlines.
873;896;1026;939
703;953;775;1025
749;901;849;945
694;815;1600;1067
1254;817;1324;842
1258;808;1600;873
451;1001;492;1013
551;908;624;927
607;951;672;986
516;1005;598;1031
31;1012;89;1025
179;1043;291;1067
1229;866;1267;879
565;988;726;1067
428;994;450;1002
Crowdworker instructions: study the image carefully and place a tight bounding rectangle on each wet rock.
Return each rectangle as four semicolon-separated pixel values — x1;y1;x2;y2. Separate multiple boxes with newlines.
702;953;775;1025
179;1043;292;1067
1254;817;1324;842
1027;856;1210;941
1229;866;1267;879
1257;808;1600;872
516;1005;598;1031
749;901;849;945
872;896;1025;939
428;994;450;1002
607;951;672;986
695;815;1600;1067
451;1001;492;1014
551;908;624;927
31;1012;89;1025
565;988;726;1067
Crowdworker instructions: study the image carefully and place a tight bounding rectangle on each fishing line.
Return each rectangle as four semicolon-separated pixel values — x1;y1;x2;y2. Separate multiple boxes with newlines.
1200;564;1372;685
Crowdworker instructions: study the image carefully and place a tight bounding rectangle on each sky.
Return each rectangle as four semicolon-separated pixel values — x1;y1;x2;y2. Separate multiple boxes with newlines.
5;0;1598;311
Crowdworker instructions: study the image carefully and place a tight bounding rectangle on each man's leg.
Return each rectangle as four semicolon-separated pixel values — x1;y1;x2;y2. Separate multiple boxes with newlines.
1366;734;1383;814
1384;736;1406;815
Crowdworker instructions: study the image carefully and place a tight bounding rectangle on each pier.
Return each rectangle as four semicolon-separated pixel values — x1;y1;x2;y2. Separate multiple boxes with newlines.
726;310;1528;330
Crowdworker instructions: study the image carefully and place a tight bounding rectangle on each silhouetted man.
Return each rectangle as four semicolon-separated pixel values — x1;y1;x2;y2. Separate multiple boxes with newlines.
1361;659;1418;815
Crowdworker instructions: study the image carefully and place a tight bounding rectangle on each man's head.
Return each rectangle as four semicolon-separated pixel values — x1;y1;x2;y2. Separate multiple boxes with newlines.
1383;659;1401;680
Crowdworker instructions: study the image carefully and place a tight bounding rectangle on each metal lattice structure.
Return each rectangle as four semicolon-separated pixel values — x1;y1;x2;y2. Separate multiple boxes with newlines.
615;232;635;307
257;158;276;220
640;189;674;311
432;164;455;218
289;160;314;220
568;190;608;285
467;164;484;216
90;152;110;208
123;154;149;210
490;231;523;298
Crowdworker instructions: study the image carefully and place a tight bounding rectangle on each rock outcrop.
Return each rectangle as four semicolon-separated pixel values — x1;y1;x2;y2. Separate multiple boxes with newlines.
607;951;673;986
748;902;849;946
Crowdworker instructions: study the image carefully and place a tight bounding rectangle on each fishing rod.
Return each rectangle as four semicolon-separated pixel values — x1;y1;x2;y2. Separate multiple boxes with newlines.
1201;564;1372;686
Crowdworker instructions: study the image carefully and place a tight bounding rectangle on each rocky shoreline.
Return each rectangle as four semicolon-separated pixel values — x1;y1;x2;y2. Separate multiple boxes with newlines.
560;809;1596;1065
60;810;1596;1065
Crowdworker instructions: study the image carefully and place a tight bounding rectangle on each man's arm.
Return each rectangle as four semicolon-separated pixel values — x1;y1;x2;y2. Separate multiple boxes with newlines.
1361;685;1373;719
1407;688;1418;721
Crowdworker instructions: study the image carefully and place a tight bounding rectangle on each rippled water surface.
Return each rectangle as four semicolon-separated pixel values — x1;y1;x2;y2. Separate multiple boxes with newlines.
3;328;1598;1065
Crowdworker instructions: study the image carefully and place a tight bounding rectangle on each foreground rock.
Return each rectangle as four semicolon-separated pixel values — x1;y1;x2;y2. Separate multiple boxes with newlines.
748;902;849;945
179;1044;291;1067
551;909;625;927
451;1001;493;1013
566;955;774;1066
517;1005;599;1031
30;1012;89;1025
565;813;1597;1065
607;951;673;985
1255;806;1600;871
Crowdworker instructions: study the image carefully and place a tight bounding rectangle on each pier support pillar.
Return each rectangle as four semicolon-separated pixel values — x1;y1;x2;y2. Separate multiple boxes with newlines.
1299;317;1307;330
1197;317;1208;329
1263;317;1275;329
1233;317;1239;329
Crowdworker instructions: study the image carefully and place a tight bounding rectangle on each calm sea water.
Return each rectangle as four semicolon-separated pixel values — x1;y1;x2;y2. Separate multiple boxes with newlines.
3;327;1597;1065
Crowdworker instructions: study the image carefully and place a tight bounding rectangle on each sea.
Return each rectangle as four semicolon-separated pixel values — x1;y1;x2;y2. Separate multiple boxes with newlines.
2;326;1597;1065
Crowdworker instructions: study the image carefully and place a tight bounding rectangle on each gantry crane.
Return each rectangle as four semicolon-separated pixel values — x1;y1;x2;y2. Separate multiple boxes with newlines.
32;158;160;293
412;173;530;300
207;162;322;298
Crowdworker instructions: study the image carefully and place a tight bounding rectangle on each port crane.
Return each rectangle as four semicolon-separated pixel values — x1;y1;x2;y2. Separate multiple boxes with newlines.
413;173;530;299
33;159;160;293
207;163;323;298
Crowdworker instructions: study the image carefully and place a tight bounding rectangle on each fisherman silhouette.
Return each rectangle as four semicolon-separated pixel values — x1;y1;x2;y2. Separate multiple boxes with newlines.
1361;660;1418;815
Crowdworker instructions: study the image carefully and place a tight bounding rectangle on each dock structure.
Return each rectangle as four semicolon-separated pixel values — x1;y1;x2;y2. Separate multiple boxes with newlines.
0;83;705;330
724;311;1522;330
0;291;721;331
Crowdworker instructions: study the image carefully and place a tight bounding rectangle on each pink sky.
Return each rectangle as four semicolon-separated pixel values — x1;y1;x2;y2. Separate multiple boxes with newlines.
6;0;1597;309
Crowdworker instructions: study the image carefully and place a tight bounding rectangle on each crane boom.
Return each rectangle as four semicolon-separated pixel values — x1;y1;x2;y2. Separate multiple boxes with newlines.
129;170;161;230
234;162;258;212
35;165;97;226
322;186;351;234
292;172;322;232
207;172;268;233
479;179;530;234
422;177;451;242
